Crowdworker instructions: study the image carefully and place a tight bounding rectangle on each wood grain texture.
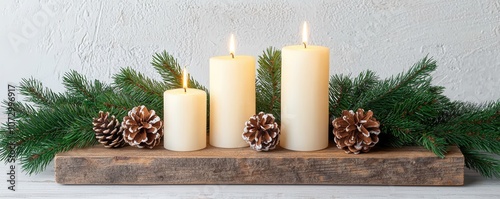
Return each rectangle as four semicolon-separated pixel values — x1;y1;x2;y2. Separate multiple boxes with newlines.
55;144;464;185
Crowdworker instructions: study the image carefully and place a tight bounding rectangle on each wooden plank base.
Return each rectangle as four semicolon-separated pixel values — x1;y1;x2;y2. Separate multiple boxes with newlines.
55;144;464;185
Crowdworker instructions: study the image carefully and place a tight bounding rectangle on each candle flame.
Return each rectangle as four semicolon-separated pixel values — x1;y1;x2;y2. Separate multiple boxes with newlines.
229;34;235;58
302;21;308;48
183;67;188;92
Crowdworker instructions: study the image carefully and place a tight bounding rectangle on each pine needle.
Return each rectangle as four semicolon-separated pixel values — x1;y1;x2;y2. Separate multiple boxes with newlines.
256;47;281;122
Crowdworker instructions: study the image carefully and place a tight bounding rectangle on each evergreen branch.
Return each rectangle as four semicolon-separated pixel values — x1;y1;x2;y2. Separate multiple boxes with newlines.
95;91;136;116
462;148;500;178
433;101;500;154
19;78;62;107
256;47;281;122
351;70;378;101
188;72;209;92
21;114;96;174
387;85;441;122
113;67;166;98
2;101;35;119
151;51;207;91
113;67;165;115
378;116;423;146
329;74;353;117
62;70;114;104
0;71;115;174
419;133;448;158
62;70;95;100
2;103;97;174
355;57;437;109
151;51;183;89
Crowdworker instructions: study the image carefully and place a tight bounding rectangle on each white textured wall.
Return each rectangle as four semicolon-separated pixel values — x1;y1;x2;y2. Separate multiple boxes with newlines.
1;0;499;103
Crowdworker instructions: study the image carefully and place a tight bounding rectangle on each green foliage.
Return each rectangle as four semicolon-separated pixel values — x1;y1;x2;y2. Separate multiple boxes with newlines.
112;67;166;116
329;74;353;116
329;70;379;117
19;78;71;107
151;51;184;89
462;149;500;178
151;51;207;92
0;51;206;174
432;101;500;154
256;47;281;122
0;71;111;174
327;57;500;177
420;133;447;158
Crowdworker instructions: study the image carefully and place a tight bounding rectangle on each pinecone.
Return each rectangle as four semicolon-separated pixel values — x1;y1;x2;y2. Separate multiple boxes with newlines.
122;105;163;149
242;112;280;151
92;111;126;148
332;109;380;154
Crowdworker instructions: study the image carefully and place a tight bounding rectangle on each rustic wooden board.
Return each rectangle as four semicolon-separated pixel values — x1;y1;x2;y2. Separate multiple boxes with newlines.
55;144;464;185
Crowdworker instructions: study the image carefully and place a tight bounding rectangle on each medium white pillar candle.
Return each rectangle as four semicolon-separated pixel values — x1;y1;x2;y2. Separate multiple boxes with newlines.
164;69;207;151
210;34;256;148
280;22;330;151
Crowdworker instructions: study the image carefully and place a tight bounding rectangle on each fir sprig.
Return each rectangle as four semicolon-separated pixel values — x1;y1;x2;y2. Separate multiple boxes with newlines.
420;133;448;158
151;51;183;89
112;67;166;115
351;70;378;102
326;56;500;177
0;72;110;174
16;104;96;174
63;70;110;101
151;51;207;92
19;78;69;107
462;149;500;178
329;74;354;116
433;101;500;154
256;47;281;122
0;51;212;174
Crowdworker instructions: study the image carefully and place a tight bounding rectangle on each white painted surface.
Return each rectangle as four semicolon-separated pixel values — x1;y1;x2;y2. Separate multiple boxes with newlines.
0;0;499;103
0;0;500;198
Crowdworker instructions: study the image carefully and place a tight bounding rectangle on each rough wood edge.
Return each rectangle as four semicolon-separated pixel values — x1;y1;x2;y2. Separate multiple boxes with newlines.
55;144;464;185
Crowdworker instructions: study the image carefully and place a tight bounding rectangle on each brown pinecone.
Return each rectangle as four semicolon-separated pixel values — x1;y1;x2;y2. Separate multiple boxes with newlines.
93;111;126;148
332;109;380;154
242;112;280;151
122;105;163;149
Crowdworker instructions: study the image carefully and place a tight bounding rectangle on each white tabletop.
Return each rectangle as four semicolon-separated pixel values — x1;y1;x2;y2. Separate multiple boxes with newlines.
1;162;499;199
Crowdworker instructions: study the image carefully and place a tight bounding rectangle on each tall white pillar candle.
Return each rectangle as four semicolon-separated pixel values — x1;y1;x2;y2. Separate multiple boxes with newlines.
280;22;330;151
164;69;207;151
210;34;256;148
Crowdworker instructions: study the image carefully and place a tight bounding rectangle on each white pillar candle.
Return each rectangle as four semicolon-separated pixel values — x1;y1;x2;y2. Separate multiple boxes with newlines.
164;68;207;151
210;34;256;148
280;22;330;151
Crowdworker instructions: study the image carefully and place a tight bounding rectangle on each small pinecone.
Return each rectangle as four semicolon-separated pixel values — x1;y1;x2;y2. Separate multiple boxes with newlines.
242;112;280;151
122;105;163;149
92;111;126;148
332;109;380;154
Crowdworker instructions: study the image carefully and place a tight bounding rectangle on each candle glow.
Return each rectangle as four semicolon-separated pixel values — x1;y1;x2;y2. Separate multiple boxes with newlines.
229;34;235;58
183;67;188;92
302;21;308;48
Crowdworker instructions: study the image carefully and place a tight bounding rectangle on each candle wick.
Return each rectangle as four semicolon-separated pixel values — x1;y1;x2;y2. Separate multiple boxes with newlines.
230;53;235;59
184;88;187;93
303;42;307;48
